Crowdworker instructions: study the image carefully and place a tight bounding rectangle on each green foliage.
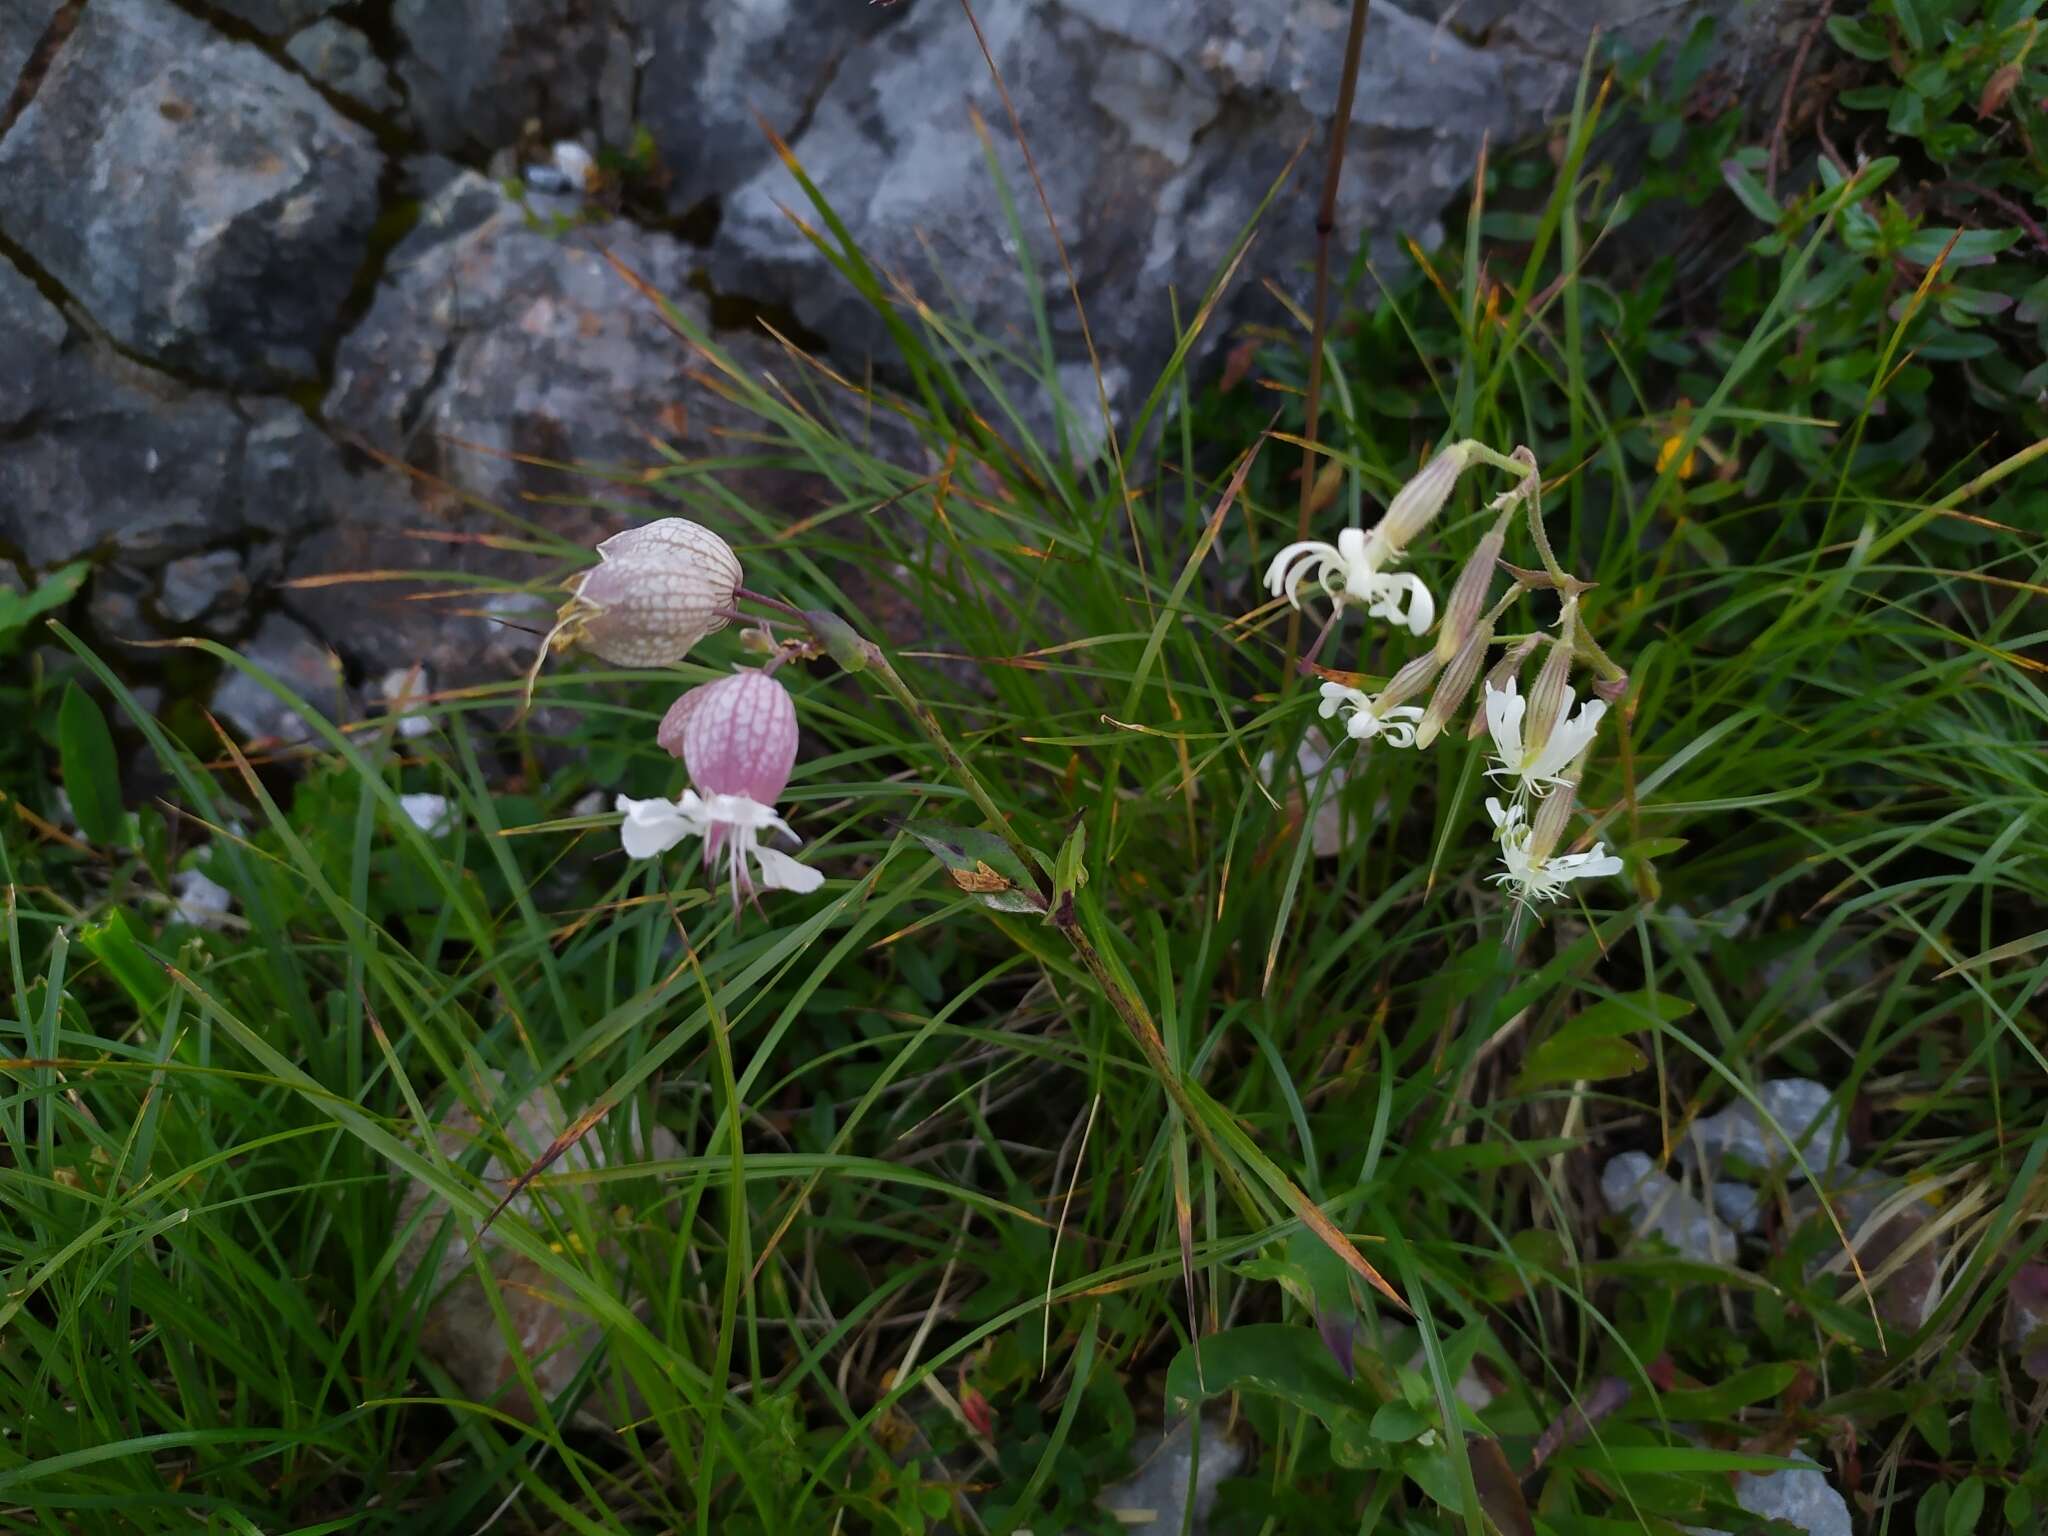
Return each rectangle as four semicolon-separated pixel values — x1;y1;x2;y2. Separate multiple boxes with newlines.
2;16;2047;1534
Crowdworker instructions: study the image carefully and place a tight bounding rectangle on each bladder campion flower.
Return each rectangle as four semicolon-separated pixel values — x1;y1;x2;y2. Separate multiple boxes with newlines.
549;519;743;669
619;669;823;902
1263;446;1473;635
1317;682;1424;749
1481;677;1606;800
1485;797;1622;904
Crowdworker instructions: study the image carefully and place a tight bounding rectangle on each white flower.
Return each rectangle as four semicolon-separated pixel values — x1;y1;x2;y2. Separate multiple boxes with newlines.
399;792;454;838
1481;678;1606;799
172;868;232;928
1316;682;1424;748
614;791;824;903
1264;526;1437;636
1485;797;1622;904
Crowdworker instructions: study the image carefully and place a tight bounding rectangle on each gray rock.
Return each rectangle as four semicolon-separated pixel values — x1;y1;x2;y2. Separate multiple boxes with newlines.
1600;1152;1738;1265
636;0;903;216
286;18;401;115
210;611;339;742
323;167;718;499
0;336;379;573
393;1073;680;1429
208;0;342;37
1091;1416;1244;1536
0;252;64;429
1;345;244;569
157;550;250;628
1677;1079;1848;1182
393;0;634;156
1687;1451;1853;1536
2005;1263;2048;1379
701;0;1733;438
0;0;382;387
1709;1180;1762;1236
1789;1168;1941;1332
0;0;64;109
305;173;737;676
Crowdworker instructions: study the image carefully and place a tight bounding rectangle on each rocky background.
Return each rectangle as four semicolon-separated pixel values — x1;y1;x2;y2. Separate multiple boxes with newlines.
0;0;1773;738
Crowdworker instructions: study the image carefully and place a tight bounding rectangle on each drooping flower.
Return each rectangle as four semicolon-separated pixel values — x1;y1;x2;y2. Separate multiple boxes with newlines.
620;669;823;902
1263;446;1471;635
1485;797;1622;904
1264;527;1437;635
552;519;744;669
1317;682;1424;749
1481;678;1605;799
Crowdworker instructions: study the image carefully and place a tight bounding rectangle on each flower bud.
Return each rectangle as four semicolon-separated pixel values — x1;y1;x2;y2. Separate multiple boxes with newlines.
1434;524;1503;663
660;669;799;807
570;518;743;667
1468;634;1540;740
1592;671;1630;706
1379;443;1471;553
1526;777;1579;864
1416;617;1491;749
1522;634;1574;759
1374;647;1444;713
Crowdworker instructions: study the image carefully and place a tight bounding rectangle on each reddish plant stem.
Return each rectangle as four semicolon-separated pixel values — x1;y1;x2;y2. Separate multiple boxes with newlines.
1290;0;1374;665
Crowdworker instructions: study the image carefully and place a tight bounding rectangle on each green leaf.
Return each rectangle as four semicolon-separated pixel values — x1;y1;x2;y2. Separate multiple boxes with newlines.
1901;227;2021;266
59;682;126;846
901;821;1046;914
1721;158;1782;224
1649;1363;1801;1420
1369;1401;1427;1443
1826;14;1894;58
1888;0;1925;50
1514;1035;1646;1088
1970;1381;2014;1463
1052;817;1087;906
1514;992;1690;1090
1164;1325;1383;1468
78;910;172;1018
0;560;89;648
1945;1476;1984;1536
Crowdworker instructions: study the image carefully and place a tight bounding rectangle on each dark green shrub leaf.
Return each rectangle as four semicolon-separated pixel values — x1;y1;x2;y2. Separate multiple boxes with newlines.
59;682;126;846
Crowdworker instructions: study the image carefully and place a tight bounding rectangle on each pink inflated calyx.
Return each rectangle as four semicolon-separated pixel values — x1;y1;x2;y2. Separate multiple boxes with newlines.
667;669;798;851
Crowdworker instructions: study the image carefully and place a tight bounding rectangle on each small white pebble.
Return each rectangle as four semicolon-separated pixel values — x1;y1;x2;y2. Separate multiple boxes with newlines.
173;868;232;927
378;665;435;739
399;792;454;838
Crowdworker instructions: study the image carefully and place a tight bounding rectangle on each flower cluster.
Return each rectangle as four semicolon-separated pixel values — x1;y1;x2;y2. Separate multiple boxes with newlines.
1274;443;1628;909
539;517;826;907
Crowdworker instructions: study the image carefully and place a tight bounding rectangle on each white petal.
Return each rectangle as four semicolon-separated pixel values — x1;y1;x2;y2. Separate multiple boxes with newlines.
1550;846;1624;884
1482;680;1524;766
1392;574;1435;635
751;844;824;893
1528;697;1606;784
1265;541;1336;598
616;794;693;860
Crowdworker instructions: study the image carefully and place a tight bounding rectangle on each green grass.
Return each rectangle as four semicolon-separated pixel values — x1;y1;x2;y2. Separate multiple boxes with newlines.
4;45;2048;1536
